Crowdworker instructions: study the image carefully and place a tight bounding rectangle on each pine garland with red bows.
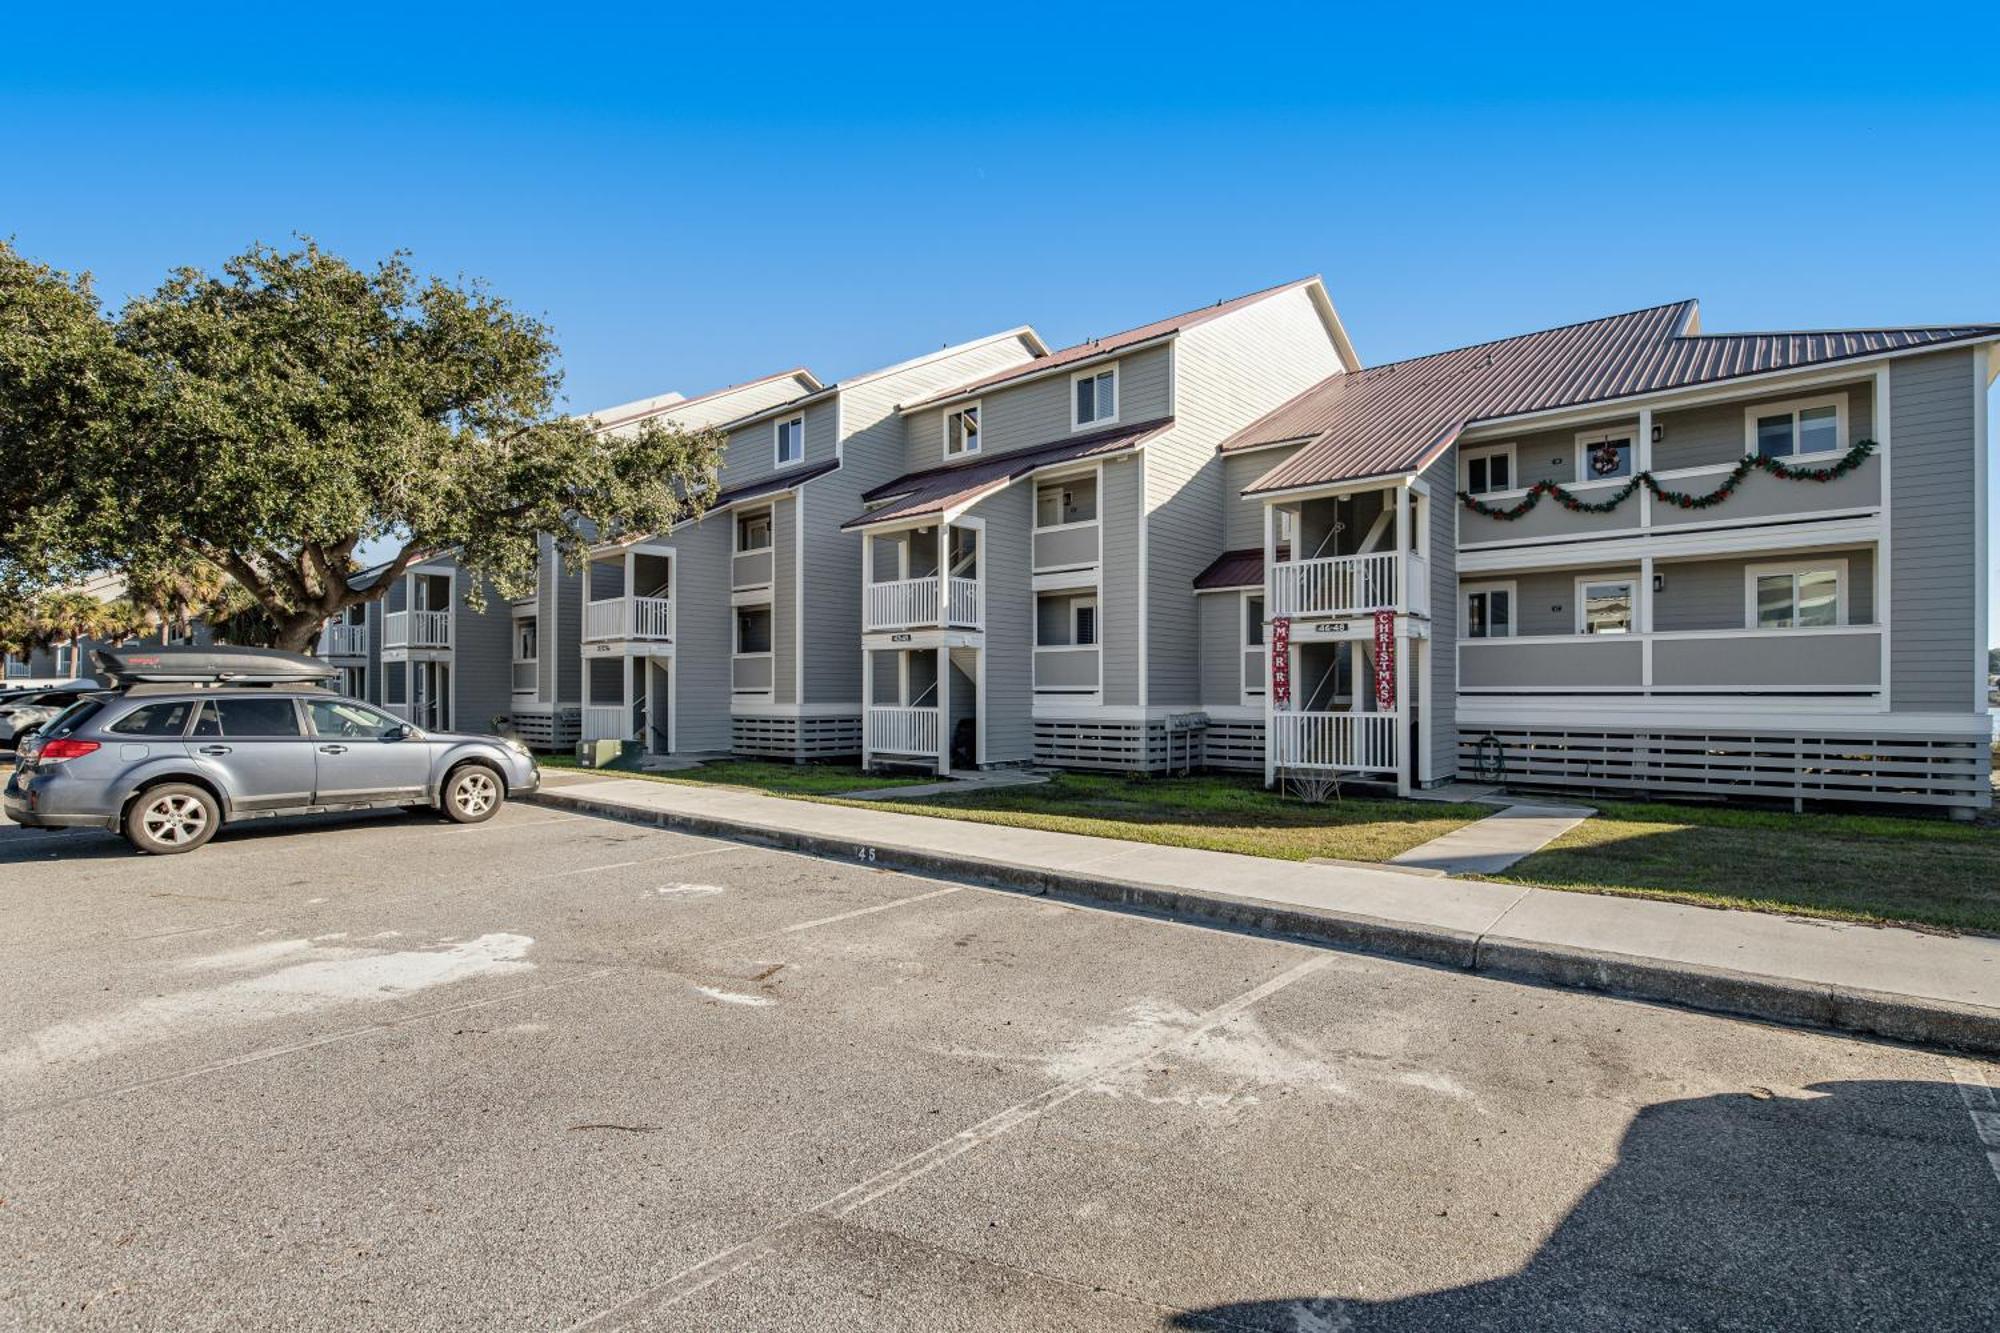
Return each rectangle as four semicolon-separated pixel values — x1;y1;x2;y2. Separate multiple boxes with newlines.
1457;439;1876;520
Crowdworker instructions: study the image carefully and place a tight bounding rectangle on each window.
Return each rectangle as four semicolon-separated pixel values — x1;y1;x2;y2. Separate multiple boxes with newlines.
1245;595;1265;646
774;415;805;467
1576;428;1635;482
1575;577;1637;635
945;403;981;457
1036;479;1097;527
1747;394;1845;461
1747;562;1845;629
1072;365;1118;429
198;697;304;737
1463;583;1515;639
1071;598;1097;647
108;701;196;737
736;605;773;655
514;617;537;662
307;699;403;739
737;510;772;552
1461;444;1515;496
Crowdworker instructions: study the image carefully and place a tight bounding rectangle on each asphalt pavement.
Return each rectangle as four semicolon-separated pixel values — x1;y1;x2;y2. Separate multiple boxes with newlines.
2;802;1996;1331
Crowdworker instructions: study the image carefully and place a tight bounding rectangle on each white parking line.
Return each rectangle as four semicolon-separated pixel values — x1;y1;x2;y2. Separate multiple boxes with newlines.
560;952;1334;1329
525;845;737;882
1951;1062;2000;1190
775;886;964;934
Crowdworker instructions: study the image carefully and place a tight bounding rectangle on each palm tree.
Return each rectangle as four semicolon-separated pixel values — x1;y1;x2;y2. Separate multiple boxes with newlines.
34;591;113;680
124;559;231;644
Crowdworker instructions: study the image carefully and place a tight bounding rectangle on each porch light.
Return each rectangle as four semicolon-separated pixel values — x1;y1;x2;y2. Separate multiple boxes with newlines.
1653;572;1666;593
1652;423;1664;443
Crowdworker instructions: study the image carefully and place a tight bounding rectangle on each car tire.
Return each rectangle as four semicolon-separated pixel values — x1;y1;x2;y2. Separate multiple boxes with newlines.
440;764;504;825
125;783;221;855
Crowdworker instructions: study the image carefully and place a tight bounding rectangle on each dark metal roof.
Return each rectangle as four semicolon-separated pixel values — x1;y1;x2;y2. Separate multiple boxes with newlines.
901;279;1326;410
844;418;1173;530
709;458;840;512
1193;547;1287;590
1228;301;2000;495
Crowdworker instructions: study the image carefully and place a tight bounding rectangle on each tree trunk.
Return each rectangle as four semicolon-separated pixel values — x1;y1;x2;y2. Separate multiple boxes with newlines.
273;612;330;656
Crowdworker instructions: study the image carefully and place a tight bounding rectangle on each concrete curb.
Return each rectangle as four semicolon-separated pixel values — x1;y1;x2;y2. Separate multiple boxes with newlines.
528;786;2000;1057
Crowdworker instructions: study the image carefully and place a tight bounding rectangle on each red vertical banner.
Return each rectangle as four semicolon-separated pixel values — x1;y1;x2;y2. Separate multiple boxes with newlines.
1270;617;1291;706
1373;610;1396;711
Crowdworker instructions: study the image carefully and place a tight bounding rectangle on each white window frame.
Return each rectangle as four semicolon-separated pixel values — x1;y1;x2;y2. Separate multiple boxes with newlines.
1743;392;1848;462
737;508;773;553
1240;592;1266;703
773;414;806;469
513;616;538;663
1743;558;1849;629
944;402;982;459
1070;363;1119;431
1070;596;1098;647
734;602;775;656
1459;443;1517;496
1574;573;1640;636
1573;426;1638;484
1461;580;1518;640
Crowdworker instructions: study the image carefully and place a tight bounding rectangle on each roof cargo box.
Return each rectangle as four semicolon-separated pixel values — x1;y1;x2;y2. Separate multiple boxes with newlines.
91;646;339;688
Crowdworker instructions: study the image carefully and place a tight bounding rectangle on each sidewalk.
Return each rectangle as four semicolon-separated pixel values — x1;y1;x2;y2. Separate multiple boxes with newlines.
530;771;2000;1054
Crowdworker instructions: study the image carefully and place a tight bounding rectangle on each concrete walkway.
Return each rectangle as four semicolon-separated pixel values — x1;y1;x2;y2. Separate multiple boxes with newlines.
530;771;2000;1054
1390;802;1596;876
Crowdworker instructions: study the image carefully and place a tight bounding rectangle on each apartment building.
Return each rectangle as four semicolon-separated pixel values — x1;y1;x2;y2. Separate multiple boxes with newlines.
577;335;1049;760
1224;301;1997;813
847;278;1356;774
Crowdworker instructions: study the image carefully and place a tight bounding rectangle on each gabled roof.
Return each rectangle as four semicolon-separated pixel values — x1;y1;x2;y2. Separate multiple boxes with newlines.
589;369;823;433
901;277;1356;411
842;418;1174;530
716;326;1051;433
1229;301;2000;496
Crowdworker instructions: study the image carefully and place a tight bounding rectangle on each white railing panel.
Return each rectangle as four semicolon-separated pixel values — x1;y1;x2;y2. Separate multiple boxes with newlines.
1271;711;1398;773
867;705;940;757
583;599;625;642
399;609;451;648
632;596;673;639
383;610;408;648
319;623;368;656
947;577;982;628
865;578;941;631
581;705;631;742
1270;553;1401;619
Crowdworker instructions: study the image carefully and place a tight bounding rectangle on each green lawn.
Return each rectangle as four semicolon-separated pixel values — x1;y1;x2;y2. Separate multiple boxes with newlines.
817;770;1483;863
540;754;928;796
1493;800;2000;935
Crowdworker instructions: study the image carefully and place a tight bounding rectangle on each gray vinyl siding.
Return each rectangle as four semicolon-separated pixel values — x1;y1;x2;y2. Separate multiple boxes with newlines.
1655;377;1875;471
799;474;865;706
1499;564;1643;637
453;570;516;733
770;494;798;706
967;483;1033;764
555;557;581;705
1197;591;1247;706
670;509;735;752
1422;452;1458;782
900;343;1175;473
365;602;383;705
1653;548;1874;631
1889;348;1979;712
536;537;559;703
1508;419;1641;490
714;397;839;496
1225;446;1300;548
1099;455;1144;706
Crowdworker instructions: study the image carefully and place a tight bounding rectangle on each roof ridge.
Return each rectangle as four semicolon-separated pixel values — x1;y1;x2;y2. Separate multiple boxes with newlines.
1682;321;2000;338
1346;300;1696;377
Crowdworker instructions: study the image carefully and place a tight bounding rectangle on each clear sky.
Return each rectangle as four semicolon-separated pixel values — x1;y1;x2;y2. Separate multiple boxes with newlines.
5;3;1996;642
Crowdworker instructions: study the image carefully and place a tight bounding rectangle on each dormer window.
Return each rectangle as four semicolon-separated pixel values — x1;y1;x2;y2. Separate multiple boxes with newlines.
775;414;805;467
1072;365;1118;429
945;403;981;457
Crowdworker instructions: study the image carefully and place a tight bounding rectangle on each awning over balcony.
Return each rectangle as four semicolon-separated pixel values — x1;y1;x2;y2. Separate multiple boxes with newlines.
1193;545;1290;591
842;418;1173;531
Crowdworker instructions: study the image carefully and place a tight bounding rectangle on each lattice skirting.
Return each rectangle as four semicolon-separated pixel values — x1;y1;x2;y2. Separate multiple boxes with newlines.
509;707;580;752
1459;725;1993;810
731;713;863;761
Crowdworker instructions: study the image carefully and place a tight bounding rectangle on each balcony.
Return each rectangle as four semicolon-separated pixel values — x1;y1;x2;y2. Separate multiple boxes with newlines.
867;705;939;757
318;623;368;657
733;548;773;589
1270;711;1398;772
1458;627;1883;695
1032;645;1100;693
512;660;536;694
584;595;674;643
1032;522;1099;571
865;576;982;632
1269;552;1405;619
383;609;450;651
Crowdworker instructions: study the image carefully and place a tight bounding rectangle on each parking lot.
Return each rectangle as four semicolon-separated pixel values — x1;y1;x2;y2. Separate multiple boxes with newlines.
3;798;1998;1331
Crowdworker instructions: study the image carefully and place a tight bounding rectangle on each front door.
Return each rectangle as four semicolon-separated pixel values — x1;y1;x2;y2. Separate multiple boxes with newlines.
190;697;318;813
306;698;432;804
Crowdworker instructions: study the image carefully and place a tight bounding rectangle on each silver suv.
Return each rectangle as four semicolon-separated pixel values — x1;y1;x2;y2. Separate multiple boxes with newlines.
2;647;539;854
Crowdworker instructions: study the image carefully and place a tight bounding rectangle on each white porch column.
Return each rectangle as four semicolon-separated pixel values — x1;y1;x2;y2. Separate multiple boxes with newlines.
1637;407;1655;530
1263;503;1277;787
1394;485;1411;610
624;550;636;639
936;645;950;777
937;523;951;626
1394;621;1413;797
1639;555;1655;694
860;643;874;771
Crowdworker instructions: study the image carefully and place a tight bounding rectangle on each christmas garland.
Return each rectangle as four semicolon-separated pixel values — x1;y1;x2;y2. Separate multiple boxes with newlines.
1458;439;1876;520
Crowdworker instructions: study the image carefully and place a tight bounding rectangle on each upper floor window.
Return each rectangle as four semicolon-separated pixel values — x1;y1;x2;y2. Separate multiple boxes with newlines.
1460;444;1515;496
774;414;805;467
1035;476;1098;527
736;604;773;655
1072;365;1118;429
1576;576;1637;635
1244;595;1265;647
1463;582;1515;639
945;404;981;457
514;617;538;662
738;510;772;552
1747;561;1845;629
1748;394;1845;461
1071;598;1098;646
1576;428;1635;482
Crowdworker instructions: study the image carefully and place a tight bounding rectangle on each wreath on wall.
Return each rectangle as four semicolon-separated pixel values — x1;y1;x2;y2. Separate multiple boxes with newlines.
1457;439;1876;520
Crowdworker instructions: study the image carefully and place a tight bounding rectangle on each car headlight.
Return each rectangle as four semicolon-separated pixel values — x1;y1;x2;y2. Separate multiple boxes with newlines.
503;738;532;758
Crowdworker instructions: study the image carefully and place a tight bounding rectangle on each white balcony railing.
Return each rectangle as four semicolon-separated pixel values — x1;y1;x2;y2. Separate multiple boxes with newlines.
318;623;368;656
581;705;631;742
1270;552;1400;619
1271;711;1398;773
383;609;451;650
867;705;940;757
865;576;983;631
583;595;674;642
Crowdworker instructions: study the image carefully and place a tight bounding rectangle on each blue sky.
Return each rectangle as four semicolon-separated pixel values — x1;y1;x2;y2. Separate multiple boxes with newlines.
5;4;1996;640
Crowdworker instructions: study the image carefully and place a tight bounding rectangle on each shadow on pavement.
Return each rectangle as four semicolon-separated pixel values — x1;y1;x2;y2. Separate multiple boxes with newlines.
0;808;428;862
1173;1079;1998;1332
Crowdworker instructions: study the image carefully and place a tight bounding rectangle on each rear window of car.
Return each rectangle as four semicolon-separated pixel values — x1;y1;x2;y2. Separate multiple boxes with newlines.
108;700;196;737
36;699;105;738
191;698;304;738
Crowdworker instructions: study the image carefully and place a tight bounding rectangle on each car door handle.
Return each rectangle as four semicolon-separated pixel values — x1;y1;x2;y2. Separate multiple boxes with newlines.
198;744;232;756
317;744;348;755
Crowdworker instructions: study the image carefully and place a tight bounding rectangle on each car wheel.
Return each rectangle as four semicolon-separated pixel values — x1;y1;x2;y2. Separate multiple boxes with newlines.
125;783;220;855
440;765;503;825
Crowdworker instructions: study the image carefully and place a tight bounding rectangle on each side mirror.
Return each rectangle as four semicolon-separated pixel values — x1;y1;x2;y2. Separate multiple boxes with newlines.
385;724;414;742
